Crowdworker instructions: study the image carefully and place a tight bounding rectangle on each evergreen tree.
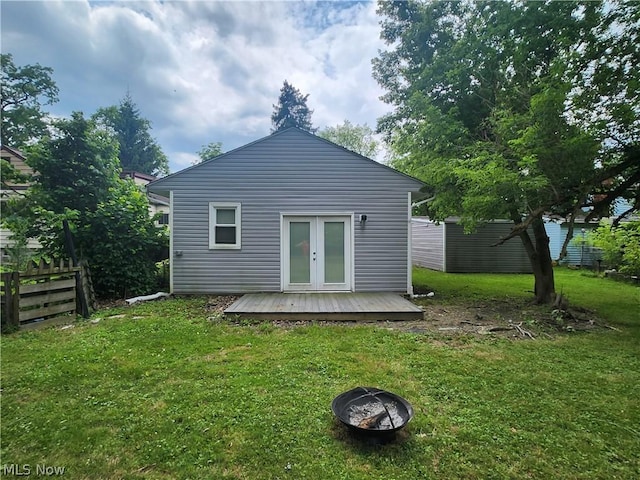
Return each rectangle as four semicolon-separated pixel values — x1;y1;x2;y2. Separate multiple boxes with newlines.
271;80;315;133
94;94;169;176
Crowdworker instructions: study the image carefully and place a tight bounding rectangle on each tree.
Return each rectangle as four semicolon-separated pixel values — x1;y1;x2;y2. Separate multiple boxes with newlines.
1;53;59;148
318;120;379;158
374;0;638;304
271;80;315;133
565;2;640;224
194;141;224;164
2;112;167;297
79;180;168;297
0;158;30;196
93;94;169;176
25;112;121;219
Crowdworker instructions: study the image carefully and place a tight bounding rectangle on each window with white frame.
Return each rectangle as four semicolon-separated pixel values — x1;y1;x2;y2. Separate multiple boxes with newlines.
209;203;241;249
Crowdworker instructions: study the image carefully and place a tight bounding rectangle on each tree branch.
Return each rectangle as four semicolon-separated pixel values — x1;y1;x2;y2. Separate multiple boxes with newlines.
612;202;639;228
491;206;547;247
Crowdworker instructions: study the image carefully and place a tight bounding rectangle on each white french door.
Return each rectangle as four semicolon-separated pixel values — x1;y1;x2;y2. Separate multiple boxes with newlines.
283;216;352;291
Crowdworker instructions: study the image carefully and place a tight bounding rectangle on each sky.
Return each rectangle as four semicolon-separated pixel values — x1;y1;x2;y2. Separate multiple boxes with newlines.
1;0;392;173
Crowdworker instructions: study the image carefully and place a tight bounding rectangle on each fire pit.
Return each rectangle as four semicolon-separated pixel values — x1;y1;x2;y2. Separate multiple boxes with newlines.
331;386;414;437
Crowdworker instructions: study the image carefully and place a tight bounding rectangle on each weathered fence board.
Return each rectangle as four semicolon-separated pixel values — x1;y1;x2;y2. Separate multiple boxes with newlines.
20;290;77;308
19;301;77;323
0;258;91;331
20;278;77;295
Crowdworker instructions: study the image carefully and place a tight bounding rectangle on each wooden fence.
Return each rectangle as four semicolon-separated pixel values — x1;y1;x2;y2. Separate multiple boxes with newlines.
1;258;93;331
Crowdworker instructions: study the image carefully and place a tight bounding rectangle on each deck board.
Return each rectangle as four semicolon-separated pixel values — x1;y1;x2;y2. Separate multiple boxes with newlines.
225;293;423;321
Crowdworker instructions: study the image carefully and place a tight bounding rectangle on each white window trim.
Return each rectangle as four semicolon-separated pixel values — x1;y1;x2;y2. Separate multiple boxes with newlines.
209;202;241;249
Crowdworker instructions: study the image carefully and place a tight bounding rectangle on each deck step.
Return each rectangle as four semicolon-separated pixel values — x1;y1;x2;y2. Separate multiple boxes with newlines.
224;293;424;322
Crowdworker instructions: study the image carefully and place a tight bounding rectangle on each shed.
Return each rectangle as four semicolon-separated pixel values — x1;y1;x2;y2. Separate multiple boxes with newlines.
411;217;532;273
148;128;425;294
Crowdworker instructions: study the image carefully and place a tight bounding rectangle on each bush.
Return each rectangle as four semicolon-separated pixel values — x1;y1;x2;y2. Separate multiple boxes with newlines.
78;181;169;298
590;220;640;276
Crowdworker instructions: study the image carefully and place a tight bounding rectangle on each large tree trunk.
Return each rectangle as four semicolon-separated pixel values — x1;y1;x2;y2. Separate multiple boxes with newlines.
517;216;556;304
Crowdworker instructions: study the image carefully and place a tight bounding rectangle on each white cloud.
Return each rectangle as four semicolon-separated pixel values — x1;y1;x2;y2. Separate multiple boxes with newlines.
1;0;390;172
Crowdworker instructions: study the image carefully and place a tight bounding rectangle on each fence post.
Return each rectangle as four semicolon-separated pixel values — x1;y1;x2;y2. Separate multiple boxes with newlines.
1;272;20;331
1;272;10;329
78;260;95;317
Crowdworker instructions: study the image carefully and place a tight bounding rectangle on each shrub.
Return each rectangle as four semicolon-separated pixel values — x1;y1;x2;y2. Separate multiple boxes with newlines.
78;180;169;298
590;220;640;276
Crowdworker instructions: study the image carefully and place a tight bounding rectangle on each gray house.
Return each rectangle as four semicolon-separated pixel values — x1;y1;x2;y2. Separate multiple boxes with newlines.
412;217;532;273
148;128;425;295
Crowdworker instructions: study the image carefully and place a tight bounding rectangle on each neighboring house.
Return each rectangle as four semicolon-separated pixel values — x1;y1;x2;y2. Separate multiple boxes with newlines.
0;145;40;258
545;218;601;267
545;198;638;267
120;171;170;226
147;128;425;294
411;217;532;273
1;151;169;262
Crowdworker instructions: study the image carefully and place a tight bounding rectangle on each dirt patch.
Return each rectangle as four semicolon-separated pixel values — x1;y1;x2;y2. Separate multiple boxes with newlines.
386;299;608;339
212;295;611;340
95;298;128;310
100;293;612;341
205;295;241;314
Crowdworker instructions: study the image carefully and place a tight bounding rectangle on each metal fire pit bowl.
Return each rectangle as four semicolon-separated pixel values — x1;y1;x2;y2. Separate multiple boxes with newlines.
332;386;414;436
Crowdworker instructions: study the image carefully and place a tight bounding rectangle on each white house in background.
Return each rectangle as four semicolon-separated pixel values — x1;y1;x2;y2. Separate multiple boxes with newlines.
120;171;170;227
0;145;40;258
148;128;425;295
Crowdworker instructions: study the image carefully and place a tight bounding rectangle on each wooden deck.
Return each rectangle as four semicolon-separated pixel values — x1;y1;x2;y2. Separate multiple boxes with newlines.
224;293;424;321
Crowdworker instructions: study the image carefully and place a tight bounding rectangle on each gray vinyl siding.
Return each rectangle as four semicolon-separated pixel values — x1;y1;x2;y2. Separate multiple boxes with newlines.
411;219;444;271
411;218;532;273
150;129;423;294
444;223;532;273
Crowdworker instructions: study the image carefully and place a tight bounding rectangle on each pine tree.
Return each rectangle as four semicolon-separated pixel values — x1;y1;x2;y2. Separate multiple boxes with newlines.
271;80;315;133
93;94;169;176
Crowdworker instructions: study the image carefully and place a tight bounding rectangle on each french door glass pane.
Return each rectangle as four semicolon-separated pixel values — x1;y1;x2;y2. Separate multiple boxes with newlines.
290;222;311;283
324;222;344;283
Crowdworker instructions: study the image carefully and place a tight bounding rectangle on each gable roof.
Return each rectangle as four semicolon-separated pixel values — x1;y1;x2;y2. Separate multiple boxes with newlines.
1;145;27;160
1;145;33;190
148;127;425;196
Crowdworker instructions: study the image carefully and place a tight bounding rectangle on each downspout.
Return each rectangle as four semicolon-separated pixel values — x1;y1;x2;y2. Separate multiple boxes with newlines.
169;190;174;294
411;195;436;209
407;192;413;296
409;194;437;295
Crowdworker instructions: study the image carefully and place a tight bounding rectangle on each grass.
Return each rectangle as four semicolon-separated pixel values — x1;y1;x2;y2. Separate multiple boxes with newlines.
414;267;640;328
1;268;639;479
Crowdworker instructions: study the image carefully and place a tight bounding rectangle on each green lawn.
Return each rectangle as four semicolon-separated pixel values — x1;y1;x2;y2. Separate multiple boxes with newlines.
1;269;638;479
